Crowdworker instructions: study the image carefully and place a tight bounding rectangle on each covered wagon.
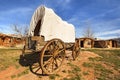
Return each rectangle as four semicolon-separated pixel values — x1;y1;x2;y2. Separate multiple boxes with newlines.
22;6;80;75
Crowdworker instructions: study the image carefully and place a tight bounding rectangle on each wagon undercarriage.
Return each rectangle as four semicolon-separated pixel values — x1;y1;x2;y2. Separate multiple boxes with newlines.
22;36;80;75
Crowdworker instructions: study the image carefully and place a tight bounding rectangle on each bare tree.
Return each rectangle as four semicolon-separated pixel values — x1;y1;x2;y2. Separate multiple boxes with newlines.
83;26;95;38
23;25;29;36
12;24;28;37
82;21;95;38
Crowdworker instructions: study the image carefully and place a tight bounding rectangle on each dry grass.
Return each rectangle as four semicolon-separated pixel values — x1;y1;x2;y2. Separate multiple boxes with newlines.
0;48;120;80
82;48;120;80
0;48;21;71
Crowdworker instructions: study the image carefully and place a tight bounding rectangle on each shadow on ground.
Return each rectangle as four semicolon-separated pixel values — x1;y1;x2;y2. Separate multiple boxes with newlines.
19;52;39;66
19;51;47;76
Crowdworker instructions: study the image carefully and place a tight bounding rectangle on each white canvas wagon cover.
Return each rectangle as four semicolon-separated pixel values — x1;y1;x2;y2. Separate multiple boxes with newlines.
28;6;75;43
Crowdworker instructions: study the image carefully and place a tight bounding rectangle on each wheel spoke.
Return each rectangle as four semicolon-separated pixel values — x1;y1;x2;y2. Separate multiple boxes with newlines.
54;58;59;67
52;41;56;49
44;55;53;57
35;67;41;73
52;59;54;72
58;48;64;53
56;56;62;62
43;57;53;67
45;58;54;72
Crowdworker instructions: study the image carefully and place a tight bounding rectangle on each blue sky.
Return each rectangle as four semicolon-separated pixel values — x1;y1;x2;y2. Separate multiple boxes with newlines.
0;0;120;39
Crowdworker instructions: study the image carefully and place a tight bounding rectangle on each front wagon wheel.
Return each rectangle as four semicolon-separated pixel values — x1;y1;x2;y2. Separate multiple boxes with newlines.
40;39;66;75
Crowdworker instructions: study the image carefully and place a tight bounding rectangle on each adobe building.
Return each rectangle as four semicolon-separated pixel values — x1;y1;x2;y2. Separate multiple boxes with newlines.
94;39;118;48
94;40;107;48
0;33;13;47
3;36;12;47
106;39;117;48
0;37;3;46
79;38;94;48
0;33;24;47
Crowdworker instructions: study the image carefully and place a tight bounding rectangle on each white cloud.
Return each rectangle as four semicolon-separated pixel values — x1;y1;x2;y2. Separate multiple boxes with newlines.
86;6;120;21
98;36;118;40
91;18;120;32
96;29;120;37
0;24;13;34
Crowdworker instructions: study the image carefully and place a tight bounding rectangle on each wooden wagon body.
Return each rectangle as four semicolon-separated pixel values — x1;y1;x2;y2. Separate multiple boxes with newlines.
23;6;80;75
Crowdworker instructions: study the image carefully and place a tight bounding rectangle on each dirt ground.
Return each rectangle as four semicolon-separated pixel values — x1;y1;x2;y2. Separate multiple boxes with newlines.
0;51;101;80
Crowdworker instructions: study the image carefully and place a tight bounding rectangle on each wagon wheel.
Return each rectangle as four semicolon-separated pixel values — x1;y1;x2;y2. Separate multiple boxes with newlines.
30;62;42;75
40;39;66;74
72;39;80;60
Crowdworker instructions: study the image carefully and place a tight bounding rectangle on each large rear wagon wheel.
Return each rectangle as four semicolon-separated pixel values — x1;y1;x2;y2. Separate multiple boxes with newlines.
72;39;80;60
40;39;66;75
